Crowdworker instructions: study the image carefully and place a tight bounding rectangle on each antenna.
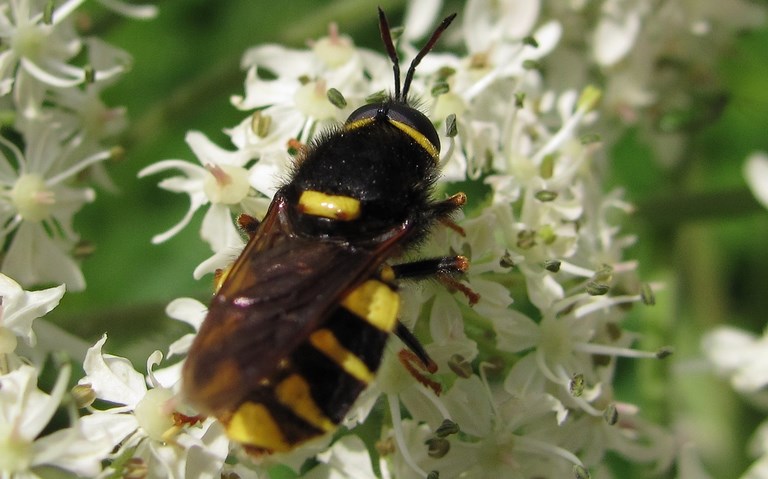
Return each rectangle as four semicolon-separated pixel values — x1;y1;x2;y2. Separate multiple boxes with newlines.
377;8;456;103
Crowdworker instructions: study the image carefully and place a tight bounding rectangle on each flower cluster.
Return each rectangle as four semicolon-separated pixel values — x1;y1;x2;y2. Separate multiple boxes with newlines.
1;0;765;478
546;0;766;167
0;0;165;477
699;152;768;479
0;273;106;476
135;0;704;477
0;0;154;291
704;325;768;479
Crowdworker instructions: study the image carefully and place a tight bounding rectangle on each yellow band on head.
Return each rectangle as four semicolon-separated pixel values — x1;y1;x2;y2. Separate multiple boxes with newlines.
340;280;400;332
346;115;438;161
345;117;375;131
389;119;439;162
227;402;290;452
298;190;361;221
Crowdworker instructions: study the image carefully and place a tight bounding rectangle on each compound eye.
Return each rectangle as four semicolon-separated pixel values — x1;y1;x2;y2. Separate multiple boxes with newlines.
346;104;379;125
386;103;440;153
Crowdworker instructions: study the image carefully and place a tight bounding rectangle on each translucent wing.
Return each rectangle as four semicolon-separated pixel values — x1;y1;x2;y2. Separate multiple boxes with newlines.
182;195;405;415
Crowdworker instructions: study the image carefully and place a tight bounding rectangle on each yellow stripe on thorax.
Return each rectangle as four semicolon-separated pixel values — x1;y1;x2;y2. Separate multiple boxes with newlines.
298;190;361;221
275;374;336;432
340;280;400;332
227;402;291;452
309;329;375;383
389;119;439;162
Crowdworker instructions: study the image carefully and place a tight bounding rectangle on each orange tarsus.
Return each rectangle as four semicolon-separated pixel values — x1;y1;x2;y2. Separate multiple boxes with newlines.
437;272;480;306
237;214;260;237
172;412;205;427
440;218;466;236
398;349;441;396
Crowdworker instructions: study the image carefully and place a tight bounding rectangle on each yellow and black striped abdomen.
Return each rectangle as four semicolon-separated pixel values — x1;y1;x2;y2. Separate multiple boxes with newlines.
224;279;398;453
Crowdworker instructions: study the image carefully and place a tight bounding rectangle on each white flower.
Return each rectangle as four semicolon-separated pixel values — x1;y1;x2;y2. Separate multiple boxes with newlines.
97;0;159;19
462;0;542;52
565;396;677;470
0;364;111;477
418;4;562;181
387;390;580;479
78;335;229;479
42;37;132;144
592;1;645;67
165;297;207;361
741;420;768;479
303;435;381;479
677;442;714;479
0;273;64;359
744;151;768;210
0;0;125;116
703;326;768;403
138;131;266;257
229;25;387;148
151;297;208;387
138;1;702;476
0;121;113;291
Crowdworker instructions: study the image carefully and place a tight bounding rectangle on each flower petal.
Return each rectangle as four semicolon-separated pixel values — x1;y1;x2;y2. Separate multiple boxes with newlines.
80;335;147;408
1;222;86;292
744;151;768;210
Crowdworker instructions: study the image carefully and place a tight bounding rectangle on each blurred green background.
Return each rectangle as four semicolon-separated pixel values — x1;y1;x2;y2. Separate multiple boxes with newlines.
46;1;768;478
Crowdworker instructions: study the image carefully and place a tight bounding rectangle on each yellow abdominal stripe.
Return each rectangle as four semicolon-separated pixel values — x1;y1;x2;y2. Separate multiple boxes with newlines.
310;329;375;384
226;375;337;450
275;374;336;432
227;402;291;452
340;280;400;333
298;190;361;220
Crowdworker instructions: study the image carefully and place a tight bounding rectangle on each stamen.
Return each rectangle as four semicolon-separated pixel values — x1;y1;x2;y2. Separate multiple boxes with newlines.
534;347;568;385
603;403;619;425
388;394;429;478
516;434;587;471
435;419;460;437
530;88;601;166
416;385;452;421
572;342;662;360
426;437;450;458
479;362;501;418
573;294;642;318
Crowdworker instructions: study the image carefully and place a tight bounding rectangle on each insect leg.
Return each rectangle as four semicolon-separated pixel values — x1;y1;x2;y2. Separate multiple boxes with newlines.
390;256;468;279
430;192;466;219
237;214;261;238
391;256;479;305
395;321;437;374
390;256;478;382
429;192;468;235
398;349;442;395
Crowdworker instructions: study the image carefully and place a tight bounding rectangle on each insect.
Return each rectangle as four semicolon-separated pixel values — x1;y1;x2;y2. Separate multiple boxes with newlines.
182;8;474;455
